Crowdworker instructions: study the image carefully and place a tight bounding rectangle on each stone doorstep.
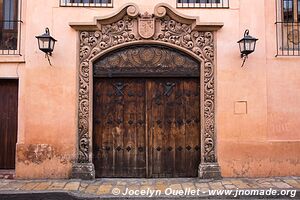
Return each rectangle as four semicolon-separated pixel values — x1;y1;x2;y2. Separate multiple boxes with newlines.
0;170;15;180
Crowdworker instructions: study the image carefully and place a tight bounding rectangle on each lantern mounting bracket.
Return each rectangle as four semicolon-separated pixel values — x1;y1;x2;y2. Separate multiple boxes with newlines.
45;53;52;66
241;54;248;67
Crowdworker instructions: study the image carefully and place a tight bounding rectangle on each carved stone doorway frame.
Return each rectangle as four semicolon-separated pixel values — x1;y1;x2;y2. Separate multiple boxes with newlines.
70;3;223;179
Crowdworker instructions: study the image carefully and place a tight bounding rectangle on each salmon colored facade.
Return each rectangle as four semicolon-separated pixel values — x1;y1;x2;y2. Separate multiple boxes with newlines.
0;0;299;179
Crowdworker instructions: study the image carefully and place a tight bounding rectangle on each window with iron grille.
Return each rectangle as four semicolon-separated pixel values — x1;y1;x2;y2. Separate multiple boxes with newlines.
0;0;21;55
276;0;300;56
60;0;113;7
176;0;229;8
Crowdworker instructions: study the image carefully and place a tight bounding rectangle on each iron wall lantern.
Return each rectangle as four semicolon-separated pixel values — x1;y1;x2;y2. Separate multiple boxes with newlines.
237;29;258;67
36;28;57;65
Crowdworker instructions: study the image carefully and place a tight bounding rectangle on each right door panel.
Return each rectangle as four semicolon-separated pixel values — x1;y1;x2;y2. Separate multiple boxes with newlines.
147;78;200;178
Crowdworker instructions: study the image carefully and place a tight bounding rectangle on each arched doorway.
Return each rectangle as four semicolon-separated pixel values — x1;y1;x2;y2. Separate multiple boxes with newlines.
70;3;222;180
92;45;200;178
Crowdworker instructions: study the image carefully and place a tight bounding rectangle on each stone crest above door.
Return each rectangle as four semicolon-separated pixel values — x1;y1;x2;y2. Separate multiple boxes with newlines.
138;12;155;39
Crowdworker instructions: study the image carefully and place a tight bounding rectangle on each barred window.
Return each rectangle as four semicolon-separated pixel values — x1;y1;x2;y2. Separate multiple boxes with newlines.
60;0;112;7
0;0;21;54
276;0;300;56
176;0;229;8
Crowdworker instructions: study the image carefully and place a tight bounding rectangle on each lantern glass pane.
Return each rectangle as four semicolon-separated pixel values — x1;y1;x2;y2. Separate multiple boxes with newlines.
250;40;256;51
49;39;55;50
243;40;247;52
245;40;251;51
245;39;256;52
38;39;42;49
39;38;50;50
239;41;245;52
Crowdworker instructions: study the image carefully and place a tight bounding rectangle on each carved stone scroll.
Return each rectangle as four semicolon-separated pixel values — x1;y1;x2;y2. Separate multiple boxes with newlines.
71;3;222;179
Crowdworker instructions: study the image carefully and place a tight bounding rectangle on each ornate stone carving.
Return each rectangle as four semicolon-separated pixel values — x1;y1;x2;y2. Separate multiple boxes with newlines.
79;16;138;63
75;3;220;178
93;45;199;77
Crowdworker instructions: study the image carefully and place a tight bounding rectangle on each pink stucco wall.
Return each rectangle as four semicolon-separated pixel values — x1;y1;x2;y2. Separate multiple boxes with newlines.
0;0;299;178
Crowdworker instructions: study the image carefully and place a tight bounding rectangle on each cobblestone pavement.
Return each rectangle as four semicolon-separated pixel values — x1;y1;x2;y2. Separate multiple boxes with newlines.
0;177;299;199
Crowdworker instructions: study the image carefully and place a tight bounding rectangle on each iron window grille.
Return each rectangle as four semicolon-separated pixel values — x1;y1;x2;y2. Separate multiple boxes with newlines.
60;0;113;7
0;0;22;55
176;0;229;8
276;0;300;56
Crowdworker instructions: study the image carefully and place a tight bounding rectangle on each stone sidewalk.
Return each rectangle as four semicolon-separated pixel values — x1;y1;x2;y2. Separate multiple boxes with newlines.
0;177;299;199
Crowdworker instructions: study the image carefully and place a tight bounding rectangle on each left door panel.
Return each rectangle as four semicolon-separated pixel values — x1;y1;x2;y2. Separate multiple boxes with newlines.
0;79;18;169
93;78;146;178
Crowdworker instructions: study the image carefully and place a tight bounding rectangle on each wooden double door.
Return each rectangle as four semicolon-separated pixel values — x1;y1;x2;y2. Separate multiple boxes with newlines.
0;79;18;169
93;78;200;178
